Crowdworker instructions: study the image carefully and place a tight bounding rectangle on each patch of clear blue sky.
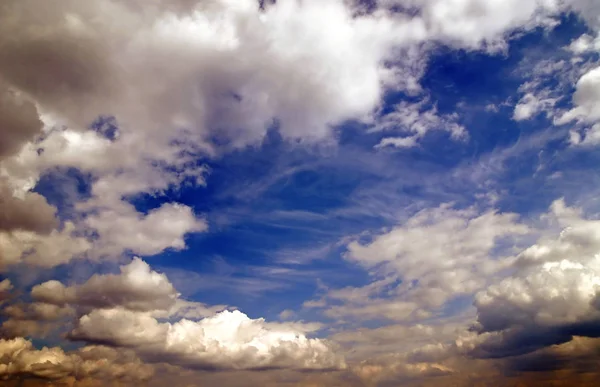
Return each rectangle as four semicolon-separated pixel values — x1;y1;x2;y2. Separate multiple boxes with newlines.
28;14;600;322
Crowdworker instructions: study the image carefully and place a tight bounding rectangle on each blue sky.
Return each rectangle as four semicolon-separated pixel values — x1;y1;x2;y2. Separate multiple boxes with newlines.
2;1;600;386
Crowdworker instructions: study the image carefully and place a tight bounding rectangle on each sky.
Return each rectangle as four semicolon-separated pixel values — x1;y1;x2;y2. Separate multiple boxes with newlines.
1;0;600;386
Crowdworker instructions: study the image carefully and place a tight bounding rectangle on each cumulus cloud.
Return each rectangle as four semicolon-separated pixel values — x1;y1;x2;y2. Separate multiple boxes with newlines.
0;0;424;269
0;0;422;149
0;0;597;271
0;221;91;270
24;258;343;371
0;337;154;383
0;180;57;234
568;33;600;54
3;1;600;385
69;308;343;371
83;203;207;258
315;204;529;321
0;81;42;160
381;0;563;51
1;302;74;338
0;278;13;305
557;66;600;146
31;258;179;312
560;66;600;123
471;199;600;357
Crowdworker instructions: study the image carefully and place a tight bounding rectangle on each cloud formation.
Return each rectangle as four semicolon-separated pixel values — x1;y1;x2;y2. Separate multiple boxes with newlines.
471;199;600;357
311;204;529;322
2;0;600;386
0;337;154;384
23;258;344;372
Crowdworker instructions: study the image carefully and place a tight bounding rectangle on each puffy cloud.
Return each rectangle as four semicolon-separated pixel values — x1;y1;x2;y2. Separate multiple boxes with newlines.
0;0;423;149
0;81;62;266
32;258;178;312
0;180;57;234
0;337;154;383
0;0;597;272
0;0;426;269
0;278;13;305
69;308;344;371
381;0;563;51
471;199;600;357
568;33;600;54
0;337;75;381
0;278;12;293
0;81;42;160
559;66;600;124
0;221;91;270
557;66;600;146
83;203;207;258
317;204;529;321
24;258;342;371
30;258;225;323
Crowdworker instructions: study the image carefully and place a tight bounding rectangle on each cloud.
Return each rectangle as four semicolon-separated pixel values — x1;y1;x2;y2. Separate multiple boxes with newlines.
0;81;43;160
0;180;57;234
1;302;74;338
68;308;344;371
568;33;600;54
560;66;600;124
471;199;600;357
83;203;207;258
0;221;91;270
0;279;13;305
0;337;154;383
513;92;557;121
22;258;343;371
371;99;467;149
31;258;179;312
381;0;563;51
0;0;423;148
318;204;529;321
557;66;600;146
0;0;426;270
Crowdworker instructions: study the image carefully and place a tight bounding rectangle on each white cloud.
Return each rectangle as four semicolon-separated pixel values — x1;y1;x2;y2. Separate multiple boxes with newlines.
70;308;344;371
311;204;529;321
470;199;600;356
376;135;419;149
83;203;207;258
557;66;600;146
381;0;563;51
32;258;179;312
25;258;342;371
568;33;600;54
371;100;467;149
0;0;429;269
513;92;557;121
0;0;598;272
559;66;600;124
